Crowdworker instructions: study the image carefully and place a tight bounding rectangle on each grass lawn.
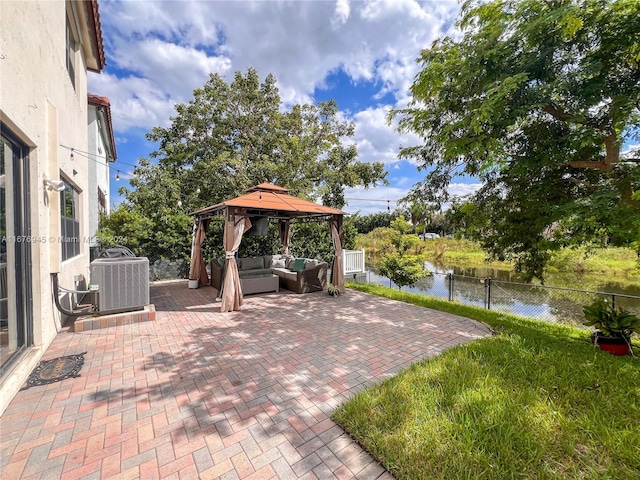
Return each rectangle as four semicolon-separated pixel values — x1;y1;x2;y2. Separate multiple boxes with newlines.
333;283;640;480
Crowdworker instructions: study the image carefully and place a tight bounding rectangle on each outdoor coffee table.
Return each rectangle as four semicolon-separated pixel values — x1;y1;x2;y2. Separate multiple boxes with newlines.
240;273;279;295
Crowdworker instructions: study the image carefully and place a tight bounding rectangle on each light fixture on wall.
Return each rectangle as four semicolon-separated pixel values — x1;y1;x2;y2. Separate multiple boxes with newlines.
43;177;65;192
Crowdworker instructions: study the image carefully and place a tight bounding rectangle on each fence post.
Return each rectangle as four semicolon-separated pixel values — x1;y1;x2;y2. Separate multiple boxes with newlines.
485;277;492;310
448;273;454;302
611;294;616;310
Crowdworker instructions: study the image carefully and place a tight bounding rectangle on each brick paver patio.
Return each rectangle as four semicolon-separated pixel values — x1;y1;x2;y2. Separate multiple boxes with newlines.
1;282;492;479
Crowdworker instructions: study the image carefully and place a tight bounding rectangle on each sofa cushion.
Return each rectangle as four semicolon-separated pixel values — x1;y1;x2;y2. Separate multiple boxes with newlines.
271;267;289;278
239;268;273;278
279;270;298;282
291;258;306;272
241;256;264;271
304;259;318;270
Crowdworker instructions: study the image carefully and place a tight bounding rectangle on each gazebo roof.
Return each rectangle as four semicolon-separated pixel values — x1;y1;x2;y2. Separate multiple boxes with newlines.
192;183;347;220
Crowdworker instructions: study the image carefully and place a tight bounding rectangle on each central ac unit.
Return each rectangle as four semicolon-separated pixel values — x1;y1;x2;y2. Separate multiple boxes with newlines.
90;257;149;313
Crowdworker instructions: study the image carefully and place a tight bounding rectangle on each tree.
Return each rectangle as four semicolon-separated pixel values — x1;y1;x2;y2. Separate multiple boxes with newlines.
407;201;433;235
351;211;396;234
377;253;427;290
105;69;387;261
376;215;428;289
137;68;386;210
96;206;155;257
391;0;640;280
389;215;417;254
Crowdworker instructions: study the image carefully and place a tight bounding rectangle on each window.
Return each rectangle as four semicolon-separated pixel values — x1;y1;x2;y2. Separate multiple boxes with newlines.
60;180;80;260
66;15;76;89
98;187;106;215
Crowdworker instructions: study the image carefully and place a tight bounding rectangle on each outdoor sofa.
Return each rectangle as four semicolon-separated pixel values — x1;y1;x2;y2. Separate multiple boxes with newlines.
211;254;328;294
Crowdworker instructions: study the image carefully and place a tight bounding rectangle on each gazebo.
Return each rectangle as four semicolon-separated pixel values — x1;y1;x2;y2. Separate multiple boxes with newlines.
188;183;347;312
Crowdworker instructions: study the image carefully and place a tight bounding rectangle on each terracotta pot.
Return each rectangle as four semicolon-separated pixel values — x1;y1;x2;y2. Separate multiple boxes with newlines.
591;332;630;356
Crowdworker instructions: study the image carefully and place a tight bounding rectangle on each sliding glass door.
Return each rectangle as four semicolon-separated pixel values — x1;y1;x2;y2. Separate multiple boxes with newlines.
0;130;33;374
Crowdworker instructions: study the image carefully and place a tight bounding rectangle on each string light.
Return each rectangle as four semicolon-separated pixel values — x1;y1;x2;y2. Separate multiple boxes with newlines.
115;170;120;181
344;197;399;204
59;144;138;181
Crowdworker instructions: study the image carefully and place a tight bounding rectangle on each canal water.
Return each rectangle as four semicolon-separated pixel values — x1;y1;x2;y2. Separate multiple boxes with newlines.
362;261;640;326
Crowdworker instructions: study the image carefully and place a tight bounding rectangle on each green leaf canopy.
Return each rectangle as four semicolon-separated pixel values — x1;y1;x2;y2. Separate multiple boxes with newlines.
132;68;386;211
103;69;387;263
392;0;640;279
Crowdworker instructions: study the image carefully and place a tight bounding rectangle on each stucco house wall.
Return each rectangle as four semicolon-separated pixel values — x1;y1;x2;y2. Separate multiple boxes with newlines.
0;0;106;414
87;95;116;249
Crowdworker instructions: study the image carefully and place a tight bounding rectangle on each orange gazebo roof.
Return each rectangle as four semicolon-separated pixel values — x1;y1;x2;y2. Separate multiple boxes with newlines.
192;183;346;220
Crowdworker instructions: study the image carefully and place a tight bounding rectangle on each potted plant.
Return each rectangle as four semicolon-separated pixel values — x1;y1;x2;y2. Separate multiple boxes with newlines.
582;299;639;356
327;283;340;297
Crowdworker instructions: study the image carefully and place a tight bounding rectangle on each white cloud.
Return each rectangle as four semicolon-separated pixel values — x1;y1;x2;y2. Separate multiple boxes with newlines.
109;38;231;96
332;0;351;28
91;0;468;207
89;72;176;131
448;182;483;197
343;184;408;215
343;181;484;215
351;106;422;165
92;0;461;133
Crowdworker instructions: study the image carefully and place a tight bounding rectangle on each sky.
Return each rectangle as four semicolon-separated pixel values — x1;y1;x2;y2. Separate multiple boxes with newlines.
88;0;483;215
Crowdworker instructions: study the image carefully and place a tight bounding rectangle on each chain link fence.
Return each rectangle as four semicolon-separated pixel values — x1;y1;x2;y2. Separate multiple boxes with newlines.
444;273;640;326
360;270;640;327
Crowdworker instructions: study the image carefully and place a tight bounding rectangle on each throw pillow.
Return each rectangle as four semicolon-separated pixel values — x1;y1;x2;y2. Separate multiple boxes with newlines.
218;257;225;268
291;258;306;272
285;257;296;270
272;258;287;268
